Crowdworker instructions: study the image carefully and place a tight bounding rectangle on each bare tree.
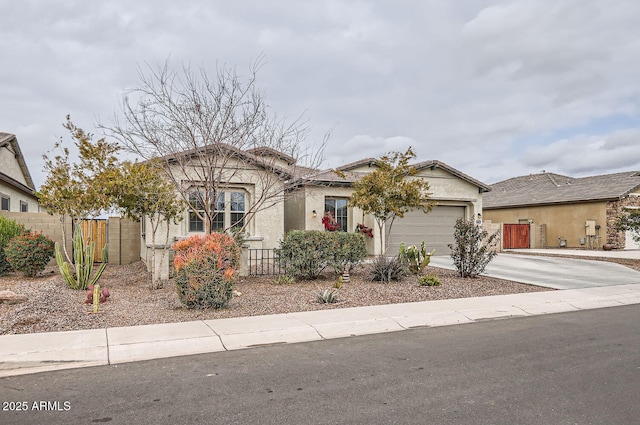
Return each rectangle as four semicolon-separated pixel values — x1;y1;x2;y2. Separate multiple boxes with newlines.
103;57;325;234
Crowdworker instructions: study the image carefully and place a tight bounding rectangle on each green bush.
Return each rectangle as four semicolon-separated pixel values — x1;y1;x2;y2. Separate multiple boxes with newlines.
276;230;334;279
448;218;500;278
417;273;441;287
0;216;27;276
172;233;240;309
329;232;368;275
368;255;406;283
4;232;55;277
276;230;368;279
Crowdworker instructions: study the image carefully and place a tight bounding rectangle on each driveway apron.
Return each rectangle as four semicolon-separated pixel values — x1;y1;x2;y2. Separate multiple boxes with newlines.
429;254;640;290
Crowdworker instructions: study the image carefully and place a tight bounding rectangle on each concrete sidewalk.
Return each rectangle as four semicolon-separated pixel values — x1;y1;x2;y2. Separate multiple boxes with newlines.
2;284;640;378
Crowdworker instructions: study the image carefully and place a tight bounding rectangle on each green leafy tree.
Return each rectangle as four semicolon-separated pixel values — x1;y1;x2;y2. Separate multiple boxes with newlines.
615;209;640;244
346;147;433;254
114;161;184;288
37;115;121;263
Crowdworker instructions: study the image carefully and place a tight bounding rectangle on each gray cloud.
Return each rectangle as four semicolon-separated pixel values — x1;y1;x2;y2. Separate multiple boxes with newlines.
2;0;640;189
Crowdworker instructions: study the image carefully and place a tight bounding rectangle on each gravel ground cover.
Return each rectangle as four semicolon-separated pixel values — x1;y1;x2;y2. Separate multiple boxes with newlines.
0;261;553;335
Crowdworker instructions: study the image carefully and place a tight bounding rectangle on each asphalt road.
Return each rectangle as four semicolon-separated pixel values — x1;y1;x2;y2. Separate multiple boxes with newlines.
1;305;639;425
430;253;640;289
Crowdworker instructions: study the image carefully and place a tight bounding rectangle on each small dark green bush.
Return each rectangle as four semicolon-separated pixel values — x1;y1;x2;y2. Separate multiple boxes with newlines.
368;255;406;283
0;216;27;276
329;231;368;275
276;230;368;280
4;232;55;277
448;218;500;278
417;273;441;287
276;230;334;279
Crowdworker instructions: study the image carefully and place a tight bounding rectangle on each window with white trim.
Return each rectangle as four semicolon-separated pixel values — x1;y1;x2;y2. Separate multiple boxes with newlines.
324;197;348;232
188;191;246;232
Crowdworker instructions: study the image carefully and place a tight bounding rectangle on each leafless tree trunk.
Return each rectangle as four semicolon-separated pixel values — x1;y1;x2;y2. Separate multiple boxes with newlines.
103;57;326;235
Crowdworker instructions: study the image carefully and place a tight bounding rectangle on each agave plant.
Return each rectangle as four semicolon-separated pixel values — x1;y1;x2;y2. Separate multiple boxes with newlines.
317;288;338;304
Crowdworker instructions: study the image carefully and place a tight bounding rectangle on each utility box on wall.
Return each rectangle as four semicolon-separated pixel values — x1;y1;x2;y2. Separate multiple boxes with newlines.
585;220;597;236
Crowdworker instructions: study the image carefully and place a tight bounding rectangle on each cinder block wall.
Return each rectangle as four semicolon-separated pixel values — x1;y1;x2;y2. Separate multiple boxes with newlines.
107;217;141;265
1;212;140;265
0;212;73;262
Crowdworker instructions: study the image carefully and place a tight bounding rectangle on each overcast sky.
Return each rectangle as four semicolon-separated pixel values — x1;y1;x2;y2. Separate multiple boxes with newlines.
2;0;640;190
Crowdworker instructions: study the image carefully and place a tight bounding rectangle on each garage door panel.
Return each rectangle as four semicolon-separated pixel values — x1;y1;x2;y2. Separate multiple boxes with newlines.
387;206;465;255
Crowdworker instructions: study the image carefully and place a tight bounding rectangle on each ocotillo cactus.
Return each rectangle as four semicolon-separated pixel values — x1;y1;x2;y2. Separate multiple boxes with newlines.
55;226;108;290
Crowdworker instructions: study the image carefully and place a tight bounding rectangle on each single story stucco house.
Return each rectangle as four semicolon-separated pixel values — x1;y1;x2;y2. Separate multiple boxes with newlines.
141;146;490;278
483;171;640;250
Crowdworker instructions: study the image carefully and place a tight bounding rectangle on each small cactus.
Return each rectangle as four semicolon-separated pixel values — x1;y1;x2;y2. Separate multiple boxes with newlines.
56;226;107;290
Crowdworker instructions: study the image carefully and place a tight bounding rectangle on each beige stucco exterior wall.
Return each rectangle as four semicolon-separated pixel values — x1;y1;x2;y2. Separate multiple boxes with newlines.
0;144;27;186
284;166;485;256
0;142;39;212
483;202;608;249
141;157;286;279
0;183;39;213
411;167;483;220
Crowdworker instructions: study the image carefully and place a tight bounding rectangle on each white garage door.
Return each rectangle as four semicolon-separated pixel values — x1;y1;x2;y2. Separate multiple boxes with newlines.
387;206;465;256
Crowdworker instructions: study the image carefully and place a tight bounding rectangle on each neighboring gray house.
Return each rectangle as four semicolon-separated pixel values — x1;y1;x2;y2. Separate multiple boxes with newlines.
0;133;39;213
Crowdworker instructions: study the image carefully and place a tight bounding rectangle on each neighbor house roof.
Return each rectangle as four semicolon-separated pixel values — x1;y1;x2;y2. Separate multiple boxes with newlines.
326;158;491;192
0;132;37;195
484;171;640;209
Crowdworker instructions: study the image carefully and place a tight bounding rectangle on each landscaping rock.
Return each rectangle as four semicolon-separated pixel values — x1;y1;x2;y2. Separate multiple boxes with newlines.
0;290;28;305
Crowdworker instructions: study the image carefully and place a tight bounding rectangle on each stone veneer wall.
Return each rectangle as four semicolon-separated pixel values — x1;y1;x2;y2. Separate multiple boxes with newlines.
606;195;640;248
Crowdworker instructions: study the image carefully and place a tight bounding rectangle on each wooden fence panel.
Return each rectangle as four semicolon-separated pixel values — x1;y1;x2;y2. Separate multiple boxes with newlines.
503;224;530;249
79;219;108;262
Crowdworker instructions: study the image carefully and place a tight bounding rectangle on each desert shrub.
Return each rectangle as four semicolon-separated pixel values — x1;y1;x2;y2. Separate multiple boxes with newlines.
329;231;368;275
417;273;441;287
0;216;27;276
276;230;334;279
172;233;240;309
399;241;434;274
448;218;500;278
368;255;406;283
273;275;296;285
4;232;55;277
276;230;368;279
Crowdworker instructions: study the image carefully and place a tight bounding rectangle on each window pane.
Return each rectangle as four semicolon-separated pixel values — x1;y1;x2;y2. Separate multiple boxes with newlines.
231;192;245;212
335;199;348;232
231;213;244;228
189;192;204;210
216;192;225;212
1;196;8;211
324;197;348;232
211;212;225;231
20;201;28;212
189;212;204;232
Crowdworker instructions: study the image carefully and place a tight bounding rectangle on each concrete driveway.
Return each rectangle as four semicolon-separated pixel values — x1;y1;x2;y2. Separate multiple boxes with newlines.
429;253;640;290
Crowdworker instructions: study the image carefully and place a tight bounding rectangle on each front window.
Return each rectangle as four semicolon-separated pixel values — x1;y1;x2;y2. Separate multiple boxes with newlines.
324;197;348;232
188;190;246;232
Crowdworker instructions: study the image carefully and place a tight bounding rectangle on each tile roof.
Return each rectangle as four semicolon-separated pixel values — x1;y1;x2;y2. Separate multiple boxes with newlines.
484;171;640;209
